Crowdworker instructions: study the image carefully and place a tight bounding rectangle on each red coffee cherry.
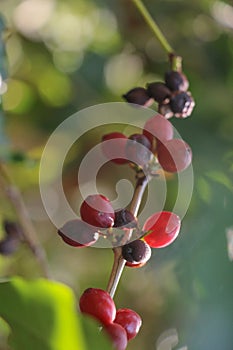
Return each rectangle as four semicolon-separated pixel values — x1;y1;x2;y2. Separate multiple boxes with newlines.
58;219;99;247
122;239;151;267
114;308;142;340
157;138;192;173
123;87;153;107
147;82;171;104
79;288;116;325
143;211;181;248
102;132;129;165
143;114;173;152
125;133;152;167
103;323;128;350
80;194;115;228
165;70;189;92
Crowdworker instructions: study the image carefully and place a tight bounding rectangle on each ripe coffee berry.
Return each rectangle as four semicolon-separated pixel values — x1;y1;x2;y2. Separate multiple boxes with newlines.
103;323;128;350
80;194;115;228
79;288;116;325
157;138;192;173
165;70;189;92
123;87;153;107
169;91;195;118
102;132;129;165
143;211;181;248
147;82;171;104
143;114;173;152
122;239;151;267
58;219;99;247
125;133;152;167
114;308;142;340
113;208;138;229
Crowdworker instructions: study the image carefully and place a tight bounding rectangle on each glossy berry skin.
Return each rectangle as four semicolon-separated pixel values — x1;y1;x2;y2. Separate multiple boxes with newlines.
157;139;192;173
79;288;116;325
122;239;151;267
123;87;153;107
143;211;181;248
165;70;189;92
147;82;171;103
125;133;152;167
143;114;173;152
113;209;138;229
102;132;129;165
80;194;115;228
114;308;142;340
104;323;128;350
58;219;99;247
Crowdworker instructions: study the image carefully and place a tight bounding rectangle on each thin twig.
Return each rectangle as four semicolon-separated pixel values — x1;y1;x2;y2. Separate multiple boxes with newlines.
0;163;50;278
132;0;174;54
106;174;150;298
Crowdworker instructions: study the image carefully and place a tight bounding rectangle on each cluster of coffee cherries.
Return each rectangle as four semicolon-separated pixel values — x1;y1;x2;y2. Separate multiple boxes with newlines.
57;112;191;348
58;195;181;349
101;113;192;173
58;194;139;248
123;69;195;119
79;287;142;350
58;192;181;255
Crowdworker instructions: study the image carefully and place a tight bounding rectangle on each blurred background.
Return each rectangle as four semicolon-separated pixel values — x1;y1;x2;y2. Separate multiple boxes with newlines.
0;0;233;349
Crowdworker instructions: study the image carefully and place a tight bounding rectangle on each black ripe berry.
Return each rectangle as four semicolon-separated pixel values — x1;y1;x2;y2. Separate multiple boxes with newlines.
113;209;138;229
170;91;195;118
122;87;153;107
122;239;151;266
165;70;189;92
146;82;171;104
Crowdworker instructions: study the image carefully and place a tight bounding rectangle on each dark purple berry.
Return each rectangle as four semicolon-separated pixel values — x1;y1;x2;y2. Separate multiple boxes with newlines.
125;133;152;166
113;209;138;229
165;70;189;91
122;239;151;265
169;91;195;118
122;87;153;107
146;82;171;104
3;220;23;239
0;236;20;255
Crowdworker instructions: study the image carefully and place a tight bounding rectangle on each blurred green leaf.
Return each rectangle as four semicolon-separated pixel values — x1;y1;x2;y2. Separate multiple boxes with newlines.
196;176;212;203
81;315;112;350
205;170;233;192
0;277;86;350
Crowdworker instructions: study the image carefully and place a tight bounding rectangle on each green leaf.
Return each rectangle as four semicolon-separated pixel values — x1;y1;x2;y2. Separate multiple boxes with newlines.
197;176;212;203
205;170;233;193
81;315;113;350
0;277;86;350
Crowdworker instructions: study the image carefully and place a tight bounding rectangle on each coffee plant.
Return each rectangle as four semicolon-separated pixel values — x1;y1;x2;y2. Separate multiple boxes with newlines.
0;1;233;350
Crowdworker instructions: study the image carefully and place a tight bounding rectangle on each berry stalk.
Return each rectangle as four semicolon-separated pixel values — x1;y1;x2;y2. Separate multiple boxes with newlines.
132;0;174;55
106;173;149;298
